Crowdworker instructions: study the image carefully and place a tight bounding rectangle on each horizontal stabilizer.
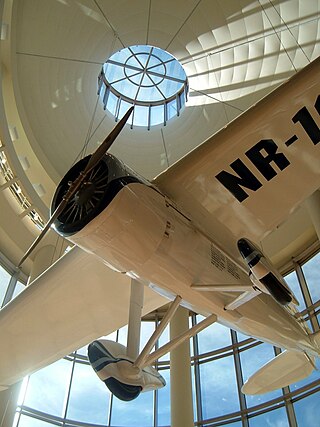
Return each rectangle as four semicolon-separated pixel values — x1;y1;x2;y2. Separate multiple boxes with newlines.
242;350;315;395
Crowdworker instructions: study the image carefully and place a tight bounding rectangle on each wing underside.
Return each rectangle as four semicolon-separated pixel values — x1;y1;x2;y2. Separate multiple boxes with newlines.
0;247;166;388
154;58;320;258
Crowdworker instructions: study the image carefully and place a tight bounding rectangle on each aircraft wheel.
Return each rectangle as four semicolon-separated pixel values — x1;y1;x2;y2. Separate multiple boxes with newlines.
104;377;142;401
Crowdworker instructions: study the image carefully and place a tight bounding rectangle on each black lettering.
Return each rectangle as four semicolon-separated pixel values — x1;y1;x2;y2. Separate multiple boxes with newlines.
285;135;298;147
292;106;320;145
246;139;290;181
216;159;262;202
315;94;320;116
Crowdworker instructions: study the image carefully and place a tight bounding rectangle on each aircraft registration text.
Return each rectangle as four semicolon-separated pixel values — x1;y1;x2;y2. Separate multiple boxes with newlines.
216;95;320;202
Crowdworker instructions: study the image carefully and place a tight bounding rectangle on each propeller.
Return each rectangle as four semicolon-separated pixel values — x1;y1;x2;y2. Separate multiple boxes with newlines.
18;106;134;268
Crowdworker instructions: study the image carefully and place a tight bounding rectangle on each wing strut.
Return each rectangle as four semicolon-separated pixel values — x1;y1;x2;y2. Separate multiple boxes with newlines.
133;303;217;369
127;291;218;369
224;289;260;311
88;292;217;401
134;295;182;369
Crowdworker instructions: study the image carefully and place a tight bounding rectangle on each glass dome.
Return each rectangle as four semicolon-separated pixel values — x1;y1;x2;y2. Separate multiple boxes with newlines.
98;45;188;129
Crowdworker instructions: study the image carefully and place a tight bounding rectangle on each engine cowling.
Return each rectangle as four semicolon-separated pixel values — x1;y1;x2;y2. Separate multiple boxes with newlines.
51;154;143;237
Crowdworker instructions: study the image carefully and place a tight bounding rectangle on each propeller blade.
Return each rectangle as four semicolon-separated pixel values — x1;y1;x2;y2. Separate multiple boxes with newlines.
83;106;134;174
18;106;134;268
18;199;67;268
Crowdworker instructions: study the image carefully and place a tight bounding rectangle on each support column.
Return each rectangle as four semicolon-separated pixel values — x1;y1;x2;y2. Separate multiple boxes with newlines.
0;382;21;427
127;279;144;359
170;306;194;427
305;190;320;241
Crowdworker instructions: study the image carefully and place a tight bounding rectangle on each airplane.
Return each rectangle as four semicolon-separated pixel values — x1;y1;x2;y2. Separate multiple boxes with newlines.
0;56;320;402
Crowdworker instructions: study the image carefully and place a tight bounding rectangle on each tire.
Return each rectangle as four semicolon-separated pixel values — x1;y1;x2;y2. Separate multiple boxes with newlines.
105;377;142;401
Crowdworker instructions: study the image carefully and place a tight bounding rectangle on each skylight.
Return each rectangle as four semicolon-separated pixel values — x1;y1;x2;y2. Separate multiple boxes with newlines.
98;45;188;129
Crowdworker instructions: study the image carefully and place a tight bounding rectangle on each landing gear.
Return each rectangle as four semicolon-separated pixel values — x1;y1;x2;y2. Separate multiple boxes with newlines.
88;287;217;401
88;340;165;401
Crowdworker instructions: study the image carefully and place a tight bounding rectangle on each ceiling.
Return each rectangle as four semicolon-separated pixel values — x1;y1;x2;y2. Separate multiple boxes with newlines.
0;0;319;275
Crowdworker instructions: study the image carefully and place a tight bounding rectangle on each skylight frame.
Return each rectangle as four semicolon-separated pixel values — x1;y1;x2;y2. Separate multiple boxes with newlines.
98;45;188;130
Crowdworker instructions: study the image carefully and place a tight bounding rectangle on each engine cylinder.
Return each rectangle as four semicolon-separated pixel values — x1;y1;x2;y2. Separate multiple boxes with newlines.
51;154;142;237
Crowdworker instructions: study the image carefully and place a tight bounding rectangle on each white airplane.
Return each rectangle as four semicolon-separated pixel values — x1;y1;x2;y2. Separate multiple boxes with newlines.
0;56;319;401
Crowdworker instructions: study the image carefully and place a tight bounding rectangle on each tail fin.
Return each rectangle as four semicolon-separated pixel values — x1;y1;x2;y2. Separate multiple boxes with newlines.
242;350;315;395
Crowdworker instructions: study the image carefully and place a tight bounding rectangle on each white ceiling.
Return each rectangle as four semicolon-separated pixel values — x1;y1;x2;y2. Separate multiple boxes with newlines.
0;0;319;273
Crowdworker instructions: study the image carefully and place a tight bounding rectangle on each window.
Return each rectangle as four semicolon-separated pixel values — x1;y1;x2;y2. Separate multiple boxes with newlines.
22;359;72;417
294;391;320;427
285;269;306;310
302;252;320;304
200;354;240;419
66;361;111;424
0;264;11;307
248;406;289;427
99;45;188;129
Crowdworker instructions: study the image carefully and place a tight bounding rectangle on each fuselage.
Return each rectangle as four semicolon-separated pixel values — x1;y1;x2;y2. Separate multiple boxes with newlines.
62;174;318;357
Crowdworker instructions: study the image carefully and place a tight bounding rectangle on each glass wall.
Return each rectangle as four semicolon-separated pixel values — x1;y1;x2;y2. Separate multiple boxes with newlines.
0;264;11;306
0;256;25;308
1;247;319;427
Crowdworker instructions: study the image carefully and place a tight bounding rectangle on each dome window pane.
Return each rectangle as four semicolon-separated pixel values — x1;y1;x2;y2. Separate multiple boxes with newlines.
99;45;188;128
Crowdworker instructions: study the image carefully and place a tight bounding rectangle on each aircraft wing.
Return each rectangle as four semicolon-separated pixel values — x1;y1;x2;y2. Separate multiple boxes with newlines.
154;57;320;259
0;246;167;389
